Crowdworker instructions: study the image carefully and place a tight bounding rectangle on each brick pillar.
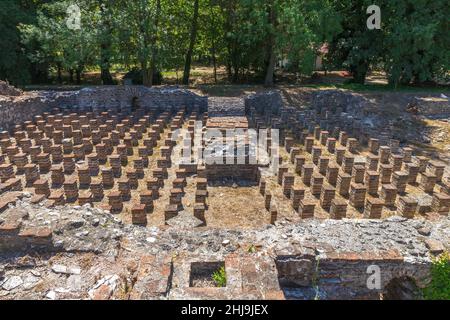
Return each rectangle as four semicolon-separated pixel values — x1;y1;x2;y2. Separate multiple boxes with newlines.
326;138;336;154
311;146;322;165
352;165;366;184
379;164;393;184
294;156;306;174
419;172;437;193
380;184;397;207
349;183;366;208
310;173;324;196
320;184;336;210
364;198;384;219
117;177;131;201
330;199;347;219
282;173;295;198
392;171;408;194
299;200;315;219
301;164;314;185
33;179;50;197
398;196;418;219
365;171;380;196
318;156;330;175
108;191;123;213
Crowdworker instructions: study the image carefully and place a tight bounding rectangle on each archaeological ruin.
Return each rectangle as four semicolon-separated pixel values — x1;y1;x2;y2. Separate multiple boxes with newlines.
0;82;449;300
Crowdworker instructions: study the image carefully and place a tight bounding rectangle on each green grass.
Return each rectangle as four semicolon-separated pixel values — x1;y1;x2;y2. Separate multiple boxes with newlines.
423;252;450;300
212;266;227;287
297;82;450;93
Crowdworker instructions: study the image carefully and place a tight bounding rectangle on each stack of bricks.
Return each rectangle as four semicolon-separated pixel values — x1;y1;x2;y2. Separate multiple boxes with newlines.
419;172;437;193
336;172;352;197
12;152;28;174
427;161;445;183
259;178;266;195
282;173;295;198
301;164;314;186
78;191;93;206
24;164;39;186
416;156;429;173
326;163;339;186
291;187;305;211
311;146;322;165
366;154;379;171
405;162;420;184
264;193;272;211
298;200;315;219
347;138;358;154
48;190;65;206
169;188;184;210
320;184;336;210
379;146;390;164
194;203;206;225
101;167;114;189
290;147;301;164
310;174;324;196
0;164;14;182
431;193;450;215
294;156;306;174
63;155;75;174
90;180;104;201
36;153;51;173
392;171;409;194
165;204;178;221
330;199;347;219
390;154;403;172
131;203;147;225
109;155;122;177
338;131;348;146
78;165;91;188
33;179;50;197
87;153;100;176
380;184;397;207
108;191;123;213
50;165;64;187
50;145;63;163
64;178;78;202
369;138;379;154
320;131;329;146
335;147;346;165
140;191;154;213
133;158;145;178
147;178;160;199
379;164;393;184
365;171;380;196
126;169;139;189
318;156;330;175
118;178;131;201
352;165;365;184
342;155;354;174
277;166;289;185
364;198;384;219
326;138;336;154
398;196;418;218
349;183;366;208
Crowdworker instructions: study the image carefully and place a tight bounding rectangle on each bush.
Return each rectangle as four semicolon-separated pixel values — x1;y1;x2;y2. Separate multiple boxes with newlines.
212;266;226;288
423;252;450;300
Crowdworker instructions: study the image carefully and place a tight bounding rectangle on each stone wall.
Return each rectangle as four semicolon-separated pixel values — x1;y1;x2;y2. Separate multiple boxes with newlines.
0;85;207;131
245;91;283;116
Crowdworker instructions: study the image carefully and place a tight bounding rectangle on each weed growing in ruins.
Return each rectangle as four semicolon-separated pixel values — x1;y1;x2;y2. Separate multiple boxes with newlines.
248;245;256;253
423;252;450;300
212;266;227;287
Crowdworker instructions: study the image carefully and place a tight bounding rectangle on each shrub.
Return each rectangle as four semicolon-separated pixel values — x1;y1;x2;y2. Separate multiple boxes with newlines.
423;252;450;300
212;266;226;288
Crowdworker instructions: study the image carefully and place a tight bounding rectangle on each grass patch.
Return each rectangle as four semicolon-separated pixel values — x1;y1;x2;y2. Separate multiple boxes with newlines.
423;252;450;300
212;266;227;288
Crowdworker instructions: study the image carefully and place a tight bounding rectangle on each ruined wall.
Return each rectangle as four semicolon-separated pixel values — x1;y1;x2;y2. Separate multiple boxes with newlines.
0;86;207;131
245;91;283;117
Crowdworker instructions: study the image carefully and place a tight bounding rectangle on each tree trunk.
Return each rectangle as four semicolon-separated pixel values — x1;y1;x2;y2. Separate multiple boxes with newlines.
264;46;276;87
99;0;114;85
69;69;74;83
182;0;200;85
264;0;276;87
57;63;62;84
142;61;151;87
149;0;161;87
76;68;82;85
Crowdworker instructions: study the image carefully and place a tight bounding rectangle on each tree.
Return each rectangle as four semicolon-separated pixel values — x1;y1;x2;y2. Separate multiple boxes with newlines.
182;0;200;85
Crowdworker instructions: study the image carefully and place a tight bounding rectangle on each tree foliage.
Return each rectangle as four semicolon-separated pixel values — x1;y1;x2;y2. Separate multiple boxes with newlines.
1;0;447;86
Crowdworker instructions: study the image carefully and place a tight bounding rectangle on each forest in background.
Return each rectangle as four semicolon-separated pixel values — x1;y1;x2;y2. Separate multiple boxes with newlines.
0;0;448;87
